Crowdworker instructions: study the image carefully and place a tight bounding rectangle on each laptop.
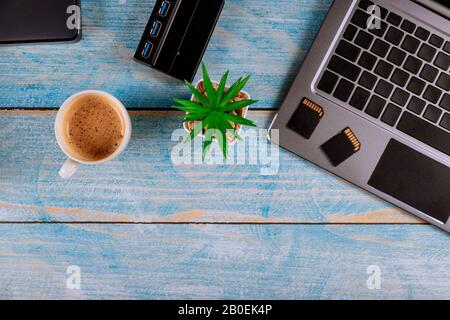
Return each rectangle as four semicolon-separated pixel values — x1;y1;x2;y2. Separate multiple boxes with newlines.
270;0;450;232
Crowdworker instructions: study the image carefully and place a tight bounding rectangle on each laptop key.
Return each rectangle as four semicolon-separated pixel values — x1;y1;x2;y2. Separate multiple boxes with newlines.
343;24;358;41
387;47;406;66
371;39;390;57
400;19;415;33
391;68;409;87
318;71;339;94
358;51;377;70
417;43;436;62
429;34;444;48
445;41;450;54
419;64;439;82
336;40;361;62
381;103;402;126
391;88;409;106
440;94;450;111
406;77;425;96
328;55;361;81
404;56;422;74
436;73;450;91
358;0;374;10
434;52;450;70
440;114;450;131
415;27;430;41
387;12;402;26
397;112;450;156
374;60;393;78
369;20;388;38
423;85;442;104
401;35;420;54
385;27;404;46
355;30;374;49
424;105;442;123
333;78;355;102
351;10;370;29
349;86;370;110
375;79;393;98
407;96;426;115
359;71;377;90
365;95;386;118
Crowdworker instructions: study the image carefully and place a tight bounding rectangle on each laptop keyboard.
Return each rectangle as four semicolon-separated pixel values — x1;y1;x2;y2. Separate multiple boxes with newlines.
317;0;450;156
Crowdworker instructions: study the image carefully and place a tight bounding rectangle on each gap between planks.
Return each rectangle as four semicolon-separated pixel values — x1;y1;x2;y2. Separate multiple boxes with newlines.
0;109;277;115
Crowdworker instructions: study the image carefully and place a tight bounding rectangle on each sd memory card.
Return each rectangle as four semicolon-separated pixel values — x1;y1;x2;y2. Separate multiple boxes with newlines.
287;98;325;139
321;128;361;167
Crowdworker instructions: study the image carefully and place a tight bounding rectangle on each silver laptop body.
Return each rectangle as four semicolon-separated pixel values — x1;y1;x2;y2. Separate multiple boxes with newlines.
270;0;450;232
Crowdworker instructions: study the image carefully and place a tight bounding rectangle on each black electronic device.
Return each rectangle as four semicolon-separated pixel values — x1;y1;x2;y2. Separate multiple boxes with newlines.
134;0;225;82
0;0;81;45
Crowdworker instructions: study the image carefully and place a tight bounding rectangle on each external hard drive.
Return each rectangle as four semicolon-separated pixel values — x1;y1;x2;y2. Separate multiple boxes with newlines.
0;0;81;45
134;0;225;82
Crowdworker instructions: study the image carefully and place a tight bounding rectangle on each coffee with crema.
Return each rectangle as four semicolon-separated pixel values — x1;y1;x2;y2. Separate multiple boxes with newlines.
63;95;125;161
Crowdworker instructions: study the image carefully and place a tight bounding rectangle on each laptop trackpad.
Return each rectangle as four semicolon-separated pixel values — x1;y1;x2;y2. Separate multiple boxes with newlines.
368;139;450;224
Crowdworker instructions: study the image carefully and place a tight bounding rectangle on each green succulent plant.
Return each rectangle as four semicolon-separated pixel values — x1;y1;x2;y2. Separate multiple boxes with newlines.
173;63;258;159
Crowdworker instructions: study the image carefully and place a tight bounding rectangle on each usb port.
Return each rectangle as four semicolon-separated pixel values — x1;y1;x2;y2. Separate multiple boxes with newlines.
150;20;162;37
141;41;154;58
159;1;171;17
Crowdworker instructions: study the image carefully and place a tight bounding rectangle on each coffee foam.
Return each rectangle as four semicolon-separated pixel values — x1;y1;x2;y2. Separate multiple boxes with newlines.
63;95;125;161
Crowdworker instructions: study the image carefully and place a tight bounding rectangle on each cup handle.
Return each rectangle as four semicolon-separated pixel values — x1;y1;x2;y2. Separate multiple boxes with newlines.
59;159;79;179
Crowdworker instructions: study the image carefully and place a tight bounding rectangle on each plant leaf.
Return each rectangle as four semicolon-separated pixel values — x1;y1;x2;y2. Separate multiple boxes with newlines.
219;75;251;108
221;118;242;141
202;128;214;161
220;99;259;112
183;113;205;121
213;118;229;159
174;103;209;114
215;70;229;101
223;113;257;127
184;81;209;106
184;122;204;143
173;98;205;110
201;63;217;106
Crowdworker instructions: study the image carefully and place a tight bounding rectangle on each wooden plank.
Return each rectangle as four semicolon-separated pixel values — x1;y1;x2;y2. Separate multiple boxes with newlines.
0;224;448;299
0;0;332;109
0;110;419;223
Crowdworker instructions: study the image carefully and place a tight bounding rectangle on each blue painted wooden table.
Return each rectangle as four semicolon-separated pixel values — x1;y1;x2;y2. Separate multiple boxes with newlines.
0;0;449;299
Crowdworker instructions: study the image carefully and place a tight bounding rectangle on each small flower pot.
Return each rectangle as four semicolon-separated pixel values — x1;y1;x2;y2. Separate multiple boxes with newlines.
183;79;251;145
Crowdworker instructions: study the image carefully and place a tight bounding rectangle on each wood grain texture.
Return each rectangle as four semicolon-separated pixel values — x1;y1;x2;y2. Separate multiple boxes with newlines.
0;0;332;109
0;224;448;299
0;0;448;300
0;110;420;223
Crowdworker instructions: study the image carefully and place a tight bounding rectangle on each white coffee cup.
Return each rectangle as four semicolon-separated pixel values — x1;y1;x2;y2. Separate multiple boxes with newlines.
55;90;132;179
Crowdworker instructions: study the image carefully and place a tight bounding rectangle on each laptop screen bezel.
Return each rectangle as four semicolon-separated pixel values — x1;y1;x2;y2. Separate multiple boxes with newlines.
414;0;450;19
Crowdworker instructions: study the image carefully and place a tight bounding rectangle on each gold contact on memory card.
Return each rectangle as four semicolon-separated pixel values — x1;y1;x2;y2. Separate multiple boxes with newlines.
344;128;361;152
302;98;324;118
